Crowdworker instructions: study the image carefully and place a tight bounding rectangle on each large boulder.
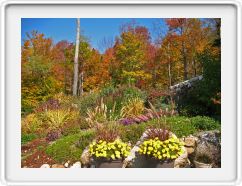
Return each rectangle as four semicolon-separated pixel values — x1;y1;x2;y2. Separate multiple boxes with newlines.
193;130;221;168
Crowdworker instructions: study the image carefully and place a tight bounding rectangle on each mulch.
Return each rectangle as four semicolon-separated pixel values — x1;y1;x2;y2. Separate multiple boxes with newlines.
21;138;56;168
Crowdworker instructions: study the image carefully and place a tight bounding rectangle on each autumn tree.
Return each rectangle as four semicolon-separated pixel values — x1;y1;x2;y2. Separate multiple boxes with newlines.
165;18;214;81
52;40;73;94
176;18;221;118
112;25;152;87
159;32;181;89
21;31;60;114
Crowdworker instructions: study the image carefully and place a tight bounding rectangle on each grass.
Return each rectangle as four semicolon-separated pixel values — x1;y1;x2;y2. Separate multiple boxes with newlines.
45;129;95;163
21;133;37;145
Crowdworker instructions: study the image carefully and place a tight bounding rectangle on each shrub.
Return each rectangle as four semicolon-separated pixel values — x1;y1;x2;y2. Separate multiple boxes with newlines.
166;117;197;138
100;85;147;117
96;121;121;142
21;133;37;145
146;116;220;138
46;129;62;141
141;117;195;138
145;128;170;141
42;109;79;130
35;98;61;113
46;130;95;163
21;113;43;135
177;50;221;118
61;118;91;136
100;84;116;97
85;99;118;127
86;99;108;127
122;86;147;101
89;139;131;160
190;116;220;131
120;122;147;144
147;90;171;110
77;92;100;116
21;56;61;116
120;98;144;118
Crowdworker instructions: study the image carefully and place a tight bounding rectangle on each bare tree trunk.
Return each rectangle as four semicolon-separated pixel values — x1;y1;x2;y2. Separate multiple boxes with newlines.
64;51;67;94
78;72;84;96
182;42;188;80
192;58;197;77
168;62;172;88
72;18;80;96
167;43;172;88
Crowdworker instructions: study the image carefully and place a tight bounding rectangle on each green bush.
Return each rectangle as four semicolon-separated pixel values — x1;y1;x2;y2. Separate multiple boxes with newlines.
120;123;147;144
46;129;95;163
122;86;147;101
61;119;83;136
190;116;220;131
120;115;220;144
177;50;221;118
166;117;197;138
77;92;100;117
21;133;37;145
100;85;147;118
142;117;196;138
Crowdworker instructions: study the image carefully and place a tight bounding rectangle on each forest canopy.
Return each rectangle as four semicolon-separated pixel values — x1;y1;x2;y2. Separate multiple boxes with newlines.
21;18;221;118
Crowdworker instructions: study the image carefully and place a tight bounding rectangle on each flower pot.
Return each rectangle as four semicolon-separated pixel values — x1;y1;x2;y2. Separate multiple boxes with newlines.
132;155;174;168
94;159;123;168
194;160;212;168
144;158;174;168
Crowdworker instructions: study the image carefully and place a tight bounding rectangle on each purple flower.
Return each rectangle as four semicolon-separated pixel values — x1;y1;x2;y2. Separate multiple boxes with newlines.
120;118;134;125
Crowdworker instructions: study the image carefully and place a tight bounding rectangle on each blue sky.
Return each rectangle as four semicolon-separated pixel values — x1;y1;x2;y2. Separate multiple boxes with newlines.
21;18;167;53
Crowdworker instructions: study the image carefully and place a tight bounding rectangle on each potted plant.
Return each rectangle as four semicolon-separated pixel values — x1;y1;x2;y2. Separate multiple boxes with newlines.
89;139;131;168
88;121;131;168
137;128;185;168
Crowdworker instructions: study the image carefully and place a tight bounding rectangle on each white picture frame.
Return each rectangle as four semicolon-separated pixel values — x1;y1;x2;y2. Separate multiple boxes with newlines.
0;0;241;185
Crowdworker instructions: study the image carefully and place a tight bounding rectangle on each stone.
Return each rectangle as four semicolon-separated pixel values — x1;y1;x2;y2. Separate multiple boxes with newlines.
81;147;91;165
64;162;69;168
184;136;196;147
70;161;81;168
40;164;50;168
185;147;195;155
174;147;190;168
193;130;221;168
51;164;65;168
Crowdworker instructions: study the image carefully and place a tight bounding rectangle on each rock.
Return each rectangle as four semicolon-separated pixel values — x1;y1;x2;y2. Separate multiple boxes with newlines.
70;161;81;168
51;164;65;168
40;164;50;168
185;147;195;155
184;136;197;147
174;146;189;168
81;147;91;165
194;130;221;168
64;161;69;168
123;145;140;168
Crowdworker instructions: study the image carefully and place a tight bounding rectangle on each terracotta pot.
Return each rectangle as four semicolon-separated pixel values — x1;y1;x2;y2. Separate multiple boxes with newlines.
194;160;212;168
94;159;123;168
